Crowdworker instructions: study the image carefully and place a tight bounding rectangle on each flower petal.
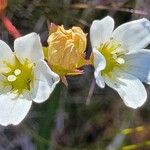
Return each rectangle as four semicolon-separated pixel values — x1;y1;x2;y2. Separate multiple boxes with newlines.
113;18;150;52
14;33;44;63
104;72;147;109
0;94;32;126
0;76;12;94
95;72;105;88
93;48;106;88
90;16;114;48
93;48;106;69
31;60;60;103
123;49;150;84
0;40;13;66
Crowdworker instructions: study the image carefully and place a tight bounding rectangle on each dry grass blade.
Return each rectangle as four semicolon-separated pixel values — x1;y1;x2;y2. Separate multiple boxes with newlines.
71;3;148;15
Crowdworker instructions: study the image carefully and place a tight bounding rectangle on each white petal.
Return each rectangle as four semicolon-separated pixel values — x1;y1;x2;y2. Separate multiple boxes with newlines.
14;33;44;63
113;18;150;52
0;40;13;66
94;72;105;88
93;48;106;70
93;48;106;88
90;16;114;48
0;94;32;126
31;60;60;103
104;72;147;109
123;49;150;84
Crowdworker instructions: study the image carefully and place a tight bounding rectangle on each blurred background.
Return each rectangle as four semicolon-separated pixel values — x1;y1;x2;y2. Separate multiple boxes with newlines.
0;0;150;150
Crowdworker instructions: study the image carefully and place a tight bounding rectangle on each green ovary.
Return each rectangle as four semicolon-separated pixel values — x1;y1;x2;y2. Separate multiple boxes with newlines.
2;57;34;95
98;39;125;76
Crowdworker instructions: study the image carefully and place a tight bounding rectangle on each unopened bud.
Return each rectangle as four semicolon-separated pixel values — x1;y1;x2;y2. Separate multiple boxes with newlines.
47;24;87;76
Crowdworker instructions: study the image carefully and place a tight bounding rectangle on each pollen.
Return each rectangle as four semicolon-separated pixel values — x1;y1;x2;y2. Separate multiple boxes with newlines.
98;38;126;76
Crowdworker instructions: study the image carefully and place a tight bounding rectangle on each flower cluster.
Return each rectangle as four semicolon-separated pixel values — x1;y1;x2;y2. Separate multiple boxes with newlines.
0;16;150;126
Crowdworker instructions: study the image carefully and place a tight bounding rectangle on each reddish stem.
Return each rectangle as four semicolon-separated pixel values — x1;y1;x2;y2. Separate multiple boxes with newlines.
0;12;21;38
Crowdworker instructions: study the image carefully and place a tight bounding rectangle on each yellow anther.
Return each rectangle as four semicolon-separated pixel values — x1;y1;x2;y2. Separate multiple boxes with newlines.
111;49;119;54
7;75;17;82
116;57;125;64
14;69;21;76
112;54;117;59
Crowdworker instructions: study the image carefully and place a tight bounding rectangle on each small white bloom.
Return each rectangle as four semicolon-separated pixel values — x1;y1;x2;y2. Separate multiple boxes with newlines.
0;33;60;126
90;16;150;109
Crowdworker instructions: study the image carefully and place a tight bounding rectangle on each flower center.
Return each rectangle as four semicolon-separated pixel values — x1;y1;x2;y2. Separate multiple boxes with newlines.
98;38;126;76
1;56;34;95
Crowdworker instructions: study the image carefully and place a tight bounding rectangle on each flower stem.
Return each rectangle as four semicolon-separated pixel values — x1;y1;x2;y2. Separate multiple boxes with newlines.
0;12;21;38
86;79;96;105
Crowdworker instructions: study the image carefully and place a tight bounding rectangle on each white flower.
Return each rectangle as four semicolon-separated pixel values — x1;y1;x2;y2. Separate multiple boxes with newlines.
90;16;150;109
0;33;60;126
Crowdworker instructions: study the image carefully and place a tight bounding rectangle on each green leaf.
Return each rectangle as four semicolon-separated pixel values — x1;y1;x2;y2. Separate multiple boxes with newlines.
36;83;62;150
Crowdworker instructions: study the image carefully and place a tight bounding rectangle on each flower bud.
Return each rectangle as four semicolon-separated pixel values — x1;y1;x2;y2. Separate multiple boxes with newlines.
47;24;88;76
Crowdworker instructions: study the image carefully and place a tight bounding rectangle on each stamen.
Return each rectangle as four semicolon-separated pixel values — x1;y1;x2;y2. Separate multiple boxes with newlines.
111;49;120;54
7;75;17;82
28;63;34;68
0;67;11;73
99;39;126;75
116;57;125;64
112;54;117;59
14;69;21;76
